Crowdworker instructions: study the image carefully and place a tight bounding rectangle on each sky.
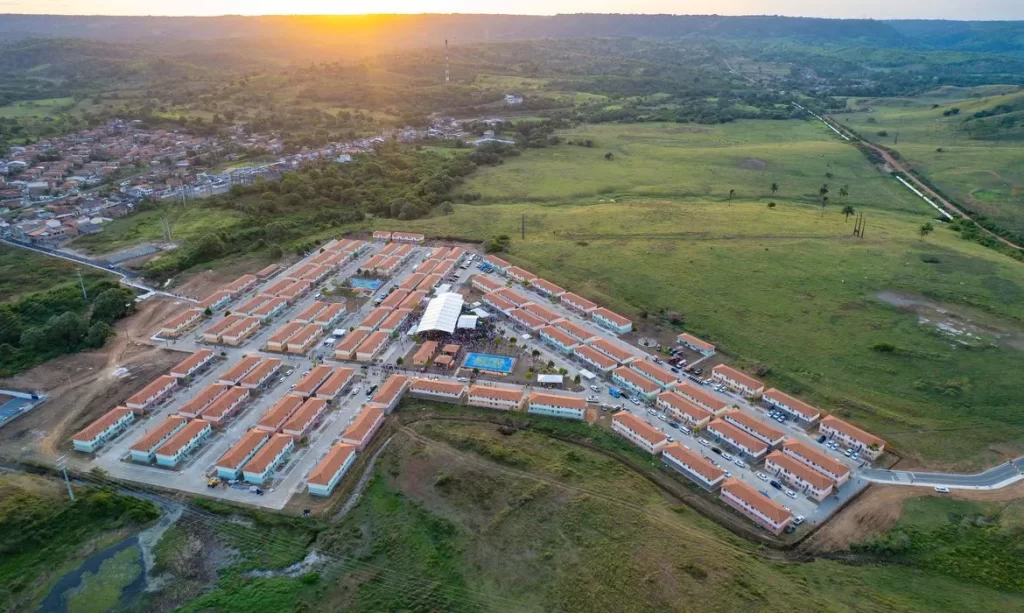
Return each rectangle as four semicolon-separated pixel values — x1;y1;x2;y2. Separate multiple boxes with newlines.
0;0;1022;20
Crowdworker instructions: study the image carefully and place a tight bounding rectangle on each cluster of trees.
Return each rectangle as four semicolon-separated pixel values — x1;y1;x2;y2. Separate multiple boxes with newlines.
143;141;520;279
0;281;135;376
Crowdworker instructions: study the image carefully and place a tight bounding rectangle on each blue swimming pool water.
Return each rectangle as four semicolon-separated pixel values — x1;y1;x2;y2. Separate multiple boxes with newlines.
463;352;516;374
349;278;383;291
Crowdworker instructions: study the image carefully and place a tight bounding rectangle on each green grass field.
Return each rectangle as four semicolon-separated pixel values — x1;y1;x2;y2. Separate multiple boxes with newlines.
0;244;111;303
304;419;1023;611
390;193;1024;467
457;120;931;216
0;97;76;118
839;87;1024;235
71;205;247;255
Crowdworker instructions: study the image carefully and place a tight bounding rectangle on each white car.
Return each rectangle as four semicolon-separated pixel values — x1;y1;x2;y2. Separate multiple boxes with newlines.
785;489;797;499
590;385;600;392
756;472;770;481
934;486;951;494
721;452;734;462
698;438;710;447
794;515;805;525
734;459;748;469
657;413;668;422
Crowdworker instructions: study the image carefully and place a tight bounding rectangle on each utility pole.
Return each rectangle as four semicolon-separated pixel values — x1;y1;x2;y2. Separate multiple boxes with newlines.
56;456;75;502
76;270;88;300
521;214;525;240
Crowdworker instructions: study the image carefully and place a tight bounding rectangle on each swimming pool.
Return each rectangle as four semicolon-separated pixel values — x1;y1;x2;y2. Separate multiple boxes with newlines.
349;277;384;291
463;353;516;375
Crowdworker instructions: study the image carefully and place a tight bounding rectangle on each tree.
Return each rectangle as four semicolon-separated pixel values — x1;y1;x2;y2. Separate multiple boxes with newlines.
728;189;735;203
919;222;934;238
820;196;829;216
770;182;778;196
573;374;581;384
604;152;614;161
203;306;213;317
841;204;856;221
86;321;113;348
819;183;830;203
396;357;404;366
440;201;454;215
91;288;135;324
839;185;849;201
531;349;541;358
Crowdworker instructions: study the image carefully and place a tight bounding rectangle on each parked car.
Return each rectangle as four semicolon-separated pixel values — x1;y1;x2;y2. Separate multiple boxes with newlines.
721;452;734;461
698;438;710;447
934;486;951;494
817;435;827;444
844;449;853;457
629;397;641;406
734;459;748;469
770;480;783;490
794;515;805;525
756;472;769;481
668;421;680;429
590;385;601;392
784;525;796;534
711;447;723;455
785;489;797;499
656;413;668;422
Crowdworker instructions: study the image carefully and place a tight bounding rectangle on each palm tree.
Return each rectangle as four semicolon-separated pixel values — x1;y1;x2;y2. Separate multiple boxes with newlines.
841;204;855;221
728;189;735;203
839;185;849;201
819;183;830;203
770;182;779;196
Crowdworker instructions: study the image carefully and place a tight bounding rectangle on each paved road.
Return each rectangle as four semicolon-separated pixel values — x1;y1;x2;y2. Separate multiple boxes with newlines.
862;458;1024;489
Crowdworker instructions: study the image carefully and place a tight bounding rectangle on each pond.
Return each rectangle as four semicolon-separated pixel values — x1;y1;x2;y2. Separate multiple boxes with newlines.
36;536;146;613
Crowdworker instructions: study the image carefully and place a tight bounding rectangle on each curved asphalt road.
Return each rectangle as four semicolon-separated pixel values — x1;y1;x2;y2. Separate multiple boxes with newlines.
862;457;1024;489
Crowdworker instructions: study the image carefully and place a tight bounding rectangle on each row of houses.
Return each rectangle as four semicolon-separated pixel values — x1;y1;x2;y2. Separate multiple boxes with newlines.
482;256;633;335
708;364;885;459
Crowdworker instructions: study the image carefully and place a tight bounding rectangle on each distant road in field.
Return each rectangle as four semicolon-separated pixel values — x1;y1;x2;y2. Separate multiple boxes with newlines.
814;111;1024;252
0;238;195;302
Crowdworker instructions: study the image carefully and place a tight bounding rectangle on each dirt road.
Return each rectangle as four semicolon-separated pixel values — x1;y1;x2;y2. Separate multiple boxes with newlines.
824;115;1024;252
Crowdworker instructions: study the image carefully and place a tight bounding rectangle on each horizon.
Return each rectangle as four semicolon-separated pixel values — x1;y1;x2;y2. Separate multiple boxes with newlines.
1;3;1023;21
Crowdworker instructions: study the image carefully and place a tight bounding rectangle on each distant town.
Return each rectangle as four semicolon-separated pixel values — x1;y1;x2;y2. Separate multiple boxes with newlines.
0;114;514;247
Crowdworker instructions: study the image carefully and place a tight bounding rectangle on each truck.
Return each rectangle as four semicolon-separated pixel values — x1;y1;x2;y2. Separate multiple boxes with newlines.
608;386;623;399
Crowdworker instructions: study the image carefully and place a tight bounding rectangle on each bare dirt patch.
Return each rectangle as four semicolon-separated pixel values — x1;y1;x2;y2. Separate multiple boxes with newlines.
739;158;768;170
0;298;190;463
802;481;1024;554
169;253;295;300
875;290;1024;351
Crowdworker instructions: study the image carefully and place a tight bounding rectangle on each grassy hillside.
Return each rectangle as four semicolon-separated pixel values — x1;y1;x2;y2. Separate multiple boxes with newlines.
839;87;1024;236
184;418;1024;611
456;121;929;215
388;195;1024;468
0;244;110;303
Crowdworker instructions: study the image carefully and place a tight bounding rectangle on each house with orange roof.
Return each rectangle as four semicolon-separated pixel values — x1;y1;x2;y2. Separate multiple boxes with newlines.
160;309;204;338
378;308;412;334
221;316;261;346
129;415;187;463
398;290;427;310
720;478;793;534
527;392;586;420
372;230;392;241
612;411;668;454
285;323;324;354
126;375;177;411
765;451;834;501
662;443;726;490
472;275;505;294
467;385;525;411
762;388;822;424
782;440;851;486
508;307;547;332
483;255;510;273
357;306;391;331
483;292;516;313
400;273;426;291
170;348;215;380
379;290;409;310
199;290;233;312
265;322;303;352
178;384;229;418
291;365;334;398
367;374;409;411
218;356;262;386
316;368;355;401
415;259;440;275
706;419;769;460
819;416;885;459
530;278;565;298
628;359;679;390
552;319;597;344
391;231;425;243
676;332;716;356
307;443;357;496
282;398;329;438
611;366;661;400
723;410;786;447
592;307;632;334
73;407;140;453
409;378;466;403
711;364;764;398
572;344;617;373
560;292;597;314
494;288;530;308
256;395;304;433
313;302;347;328
294;301;330;323
200;386;251;425
250;297;289;323
240;358;282;389
539;325;580;354
242;433;295;484
224;274;259;295
587;338;636;365
673;382;730;416
236;294;273;316
334;329;369;361
216;430;270;479
507;266;536;285
342;405;385;450
656;391;713;430
354;331;390;362
154;419;212;467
